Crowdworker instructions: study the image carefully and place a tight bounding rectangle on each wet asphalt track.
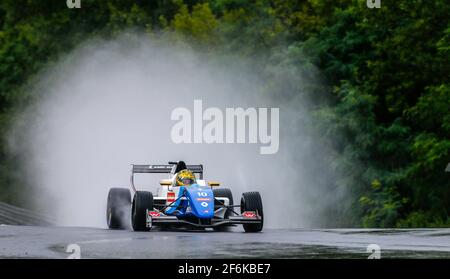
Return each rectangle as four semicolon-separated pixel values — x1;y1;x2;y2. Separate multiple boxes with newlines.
1;225;450;258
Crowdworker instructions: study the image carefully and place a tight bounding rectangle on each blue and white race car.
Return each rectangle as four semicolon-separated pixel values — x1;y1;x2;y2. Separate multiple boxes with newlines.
106;161;263;232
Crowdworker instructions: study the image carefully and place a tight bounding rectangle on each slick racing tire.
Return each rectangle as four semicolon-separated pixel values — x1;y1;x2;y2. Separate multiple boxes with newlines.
213;188;234;232
106;188;131;229
241;191;263;232
131;191;154;231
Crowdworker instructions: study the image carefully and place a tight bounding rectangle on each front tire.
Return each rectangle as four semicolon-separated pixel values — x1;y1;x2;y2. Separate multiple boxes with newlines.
106;188;131;229
241;191;263;232
131;191;154;231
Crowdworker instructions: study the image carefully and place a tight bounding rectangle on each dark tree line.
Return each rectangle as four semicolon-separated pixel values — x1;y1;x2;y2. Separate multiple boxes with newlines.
0;0;449;227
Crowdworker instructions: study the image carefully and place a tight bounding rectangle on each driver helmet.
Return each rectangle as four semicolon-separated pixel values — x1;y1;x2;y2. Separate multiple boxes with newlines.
176;169;196;186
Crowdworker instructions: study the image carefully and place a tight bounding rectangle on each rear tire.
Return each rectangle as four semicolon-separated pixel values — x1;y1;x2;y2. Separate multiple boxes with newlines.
106;188;131;229
131;191;154;231
241;191;263;232
213;188;234;232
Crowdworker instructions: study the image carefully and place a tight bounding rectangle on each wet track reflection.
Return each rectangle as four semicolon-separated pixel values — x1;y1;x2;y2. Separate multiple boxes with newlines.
1;225;449;258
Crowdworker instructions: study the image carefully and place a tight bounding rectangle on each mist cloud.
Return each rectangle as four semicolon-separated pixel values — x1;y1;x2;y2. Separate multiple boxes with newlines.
10;33;345;228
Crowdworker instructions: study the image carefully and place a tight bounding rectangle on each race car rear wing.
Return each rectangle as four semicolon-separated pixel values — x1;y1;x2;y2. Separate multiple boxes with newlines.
132;164;203;176
130;164;203;192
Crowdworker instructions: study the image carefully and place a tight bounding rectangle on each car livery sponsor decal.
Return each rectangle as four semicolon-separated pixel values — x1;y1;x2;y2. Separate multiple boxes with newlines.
201;202;209;207
148;211;161;217
196;198;211;201
148;165;170;169
242;211;257;218
146;210;153;228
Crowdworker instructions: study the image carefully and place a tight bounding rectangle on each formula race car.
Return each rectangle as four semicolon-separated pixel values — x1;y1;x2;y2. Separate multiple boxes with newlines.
106;161;263;232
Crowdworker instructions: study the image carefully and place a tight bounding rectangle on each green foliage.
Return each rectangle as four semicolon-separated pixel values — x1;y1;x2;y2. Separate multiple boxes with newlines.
171;2;218;44
397;211;448;228
0;0;449;227
359;179;406;228
304;0;450;227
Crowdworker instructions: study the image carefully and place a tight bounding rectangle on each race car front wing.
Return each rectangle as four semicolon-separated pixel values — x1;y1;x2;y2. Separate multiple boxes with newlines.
146;209;262;228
